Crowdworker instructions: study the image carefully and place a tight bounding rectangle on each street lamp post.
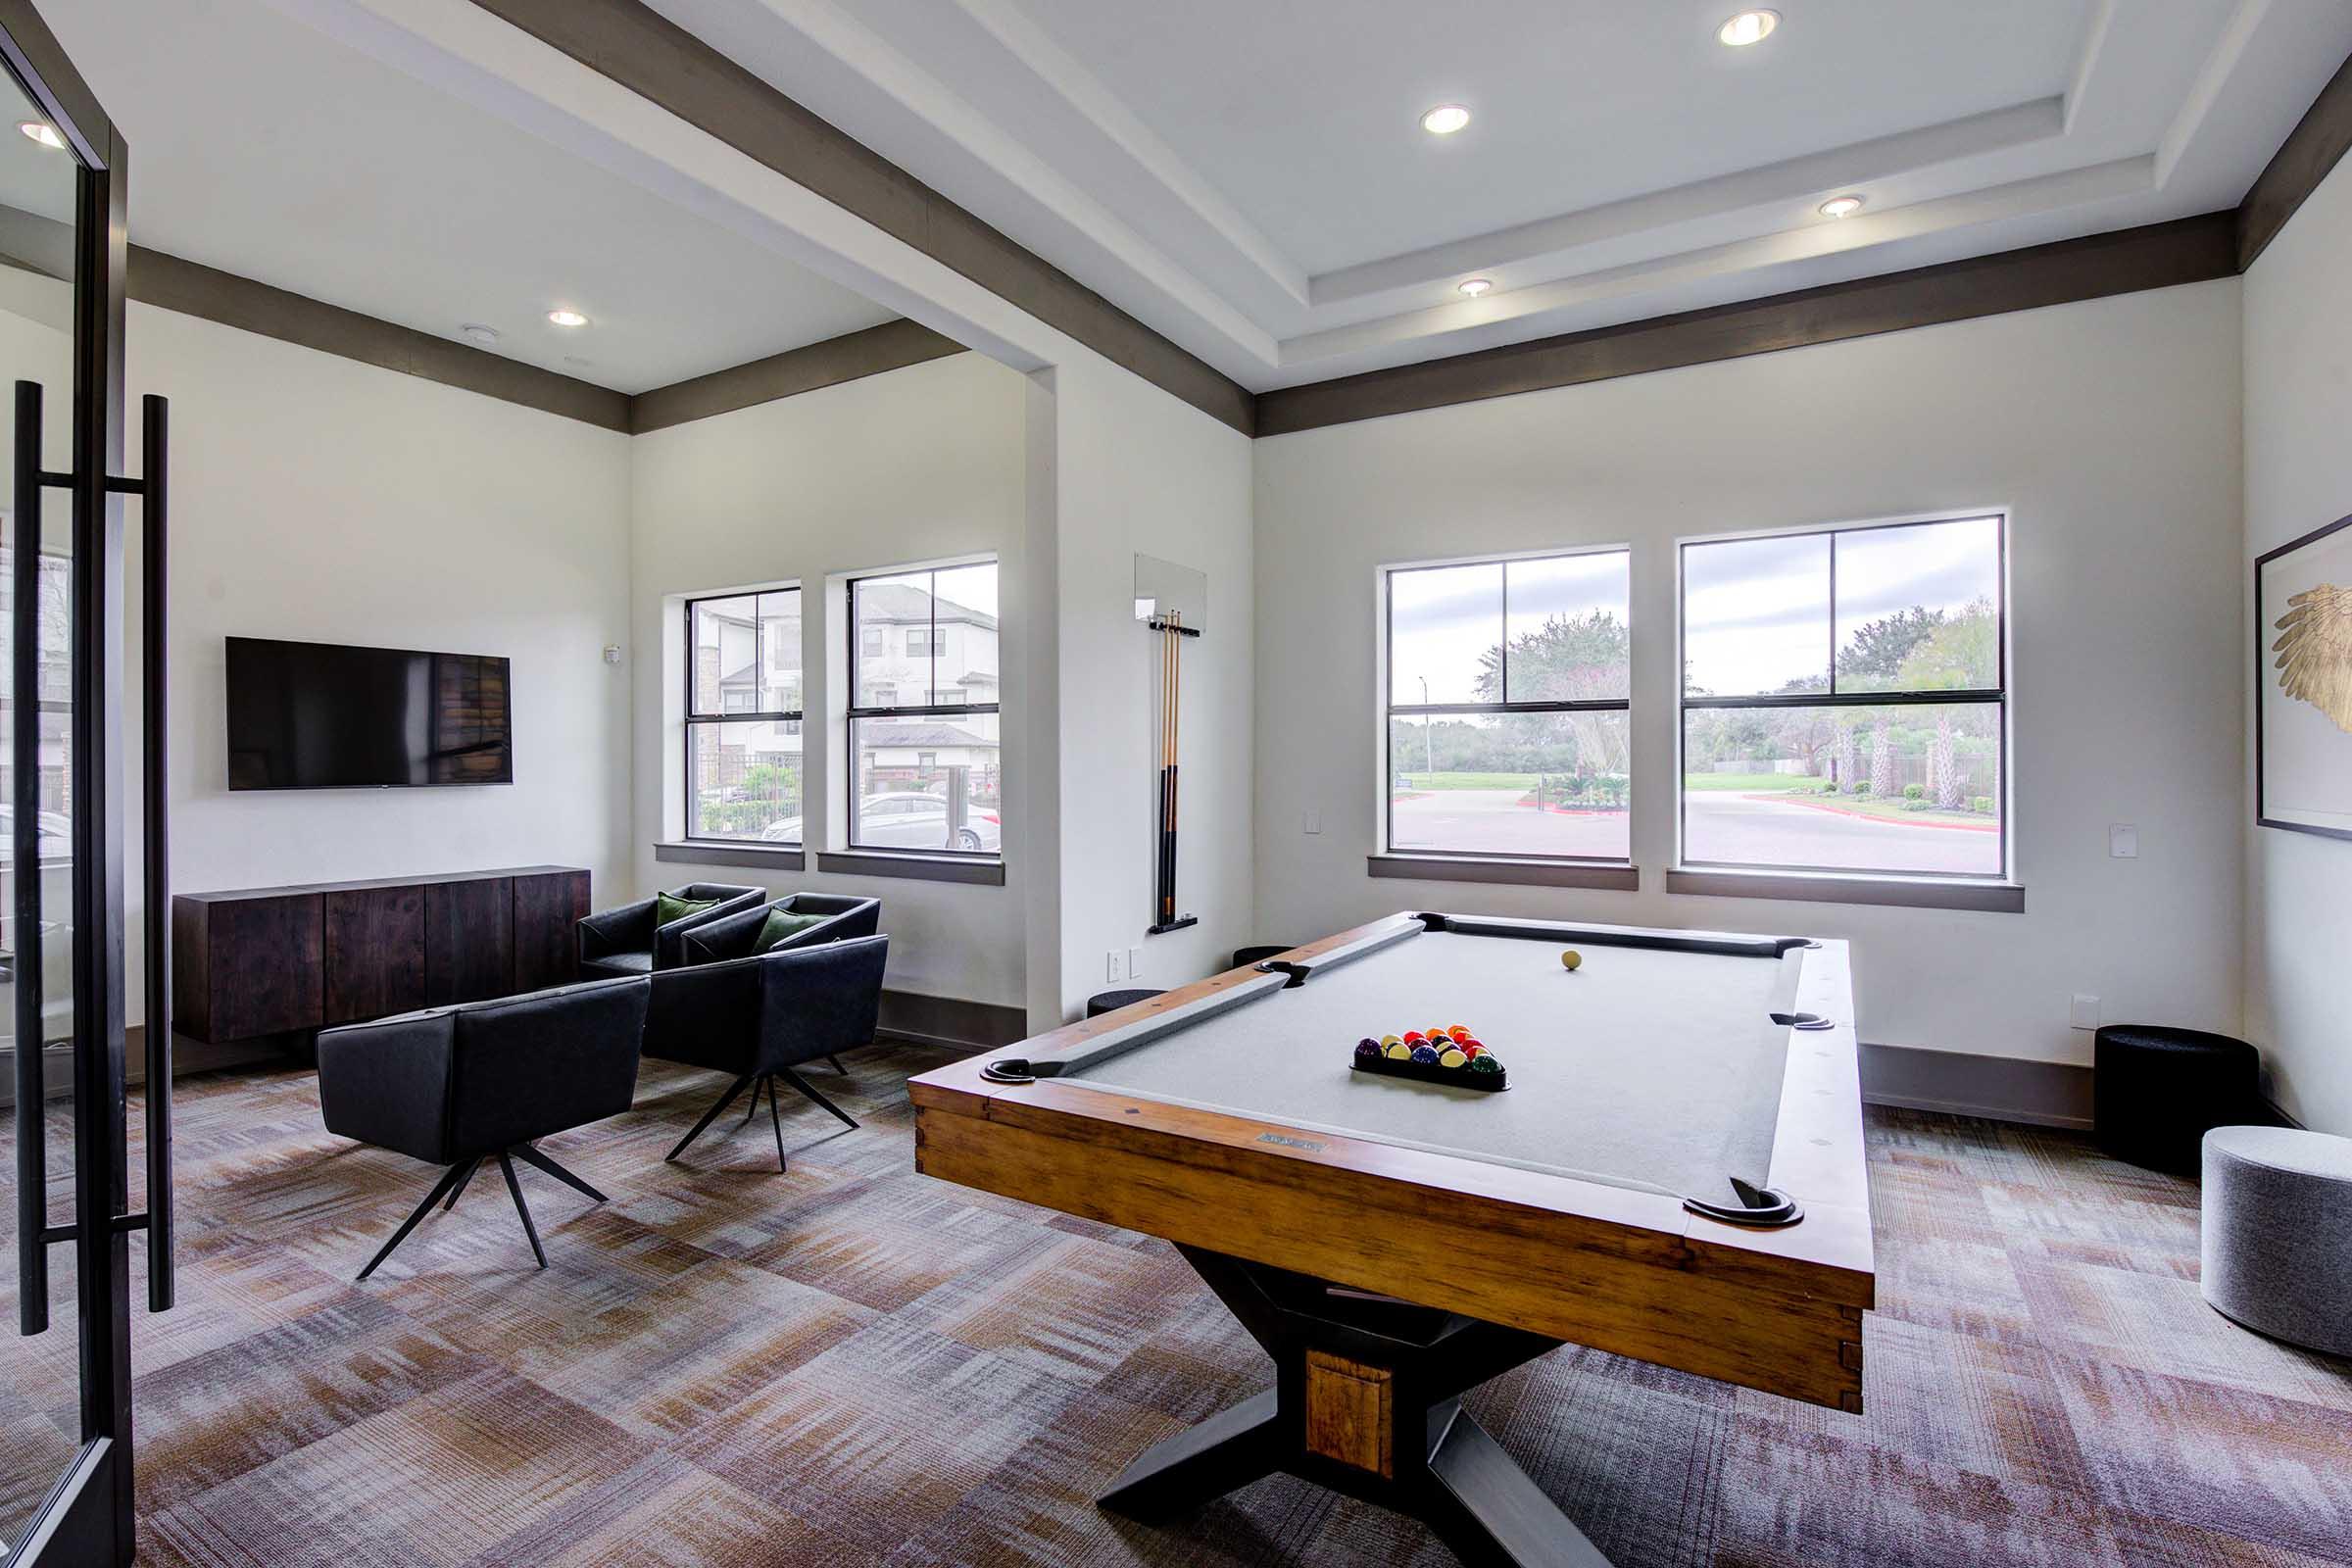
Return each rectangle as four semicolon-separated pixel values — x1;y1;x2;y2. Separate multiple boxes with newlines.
1419;675;1433;777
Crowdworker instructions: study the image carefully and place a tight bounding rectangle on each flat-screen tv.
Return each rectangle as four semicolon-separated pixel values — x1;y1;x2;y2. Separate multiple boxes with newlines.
225;636;514;790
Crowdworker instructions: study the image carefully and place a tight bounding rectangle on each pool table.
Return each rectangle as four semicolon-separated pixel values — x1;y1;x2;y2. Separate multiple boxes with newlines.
909;911;1874;1568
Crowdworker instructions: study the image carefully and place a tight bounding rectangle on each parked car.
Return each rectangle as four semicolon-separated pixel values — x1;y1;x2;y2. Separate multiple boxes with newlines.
0;806;75;863
761;790;1001;852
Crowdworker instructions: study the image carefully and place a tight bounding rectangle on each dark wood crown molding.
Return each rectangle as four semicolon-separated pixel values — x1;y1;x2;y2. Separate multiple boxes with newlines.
465;0;1254;436
1256;214;2239;436
630;318;962;433
128;247;631;431
2237;49;2352;270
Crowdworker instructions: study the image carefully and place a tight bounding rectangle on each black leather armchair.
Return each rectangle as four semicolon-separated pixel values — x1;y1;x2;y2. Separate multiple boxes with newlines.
318;975;651;1280
680;892;880;964
576;881;763;979
645;933;888;1170
681;894;880;1071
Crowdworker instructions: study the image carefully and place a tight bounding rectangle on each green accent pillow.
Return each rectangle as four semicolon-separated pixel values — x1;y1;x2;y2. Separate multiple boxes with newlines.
752;909;830;954
655;892;720;929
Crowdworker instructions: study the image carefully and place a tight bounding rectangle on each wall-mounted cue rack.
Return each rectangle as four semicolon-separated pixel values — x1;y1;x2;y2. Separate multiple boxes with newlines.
1135;554;1206;936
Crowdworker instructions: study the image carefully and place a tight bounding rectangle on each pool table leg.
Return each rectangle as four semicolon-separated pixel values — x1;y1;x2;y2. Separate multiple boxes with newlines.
1096;1246;1615;1568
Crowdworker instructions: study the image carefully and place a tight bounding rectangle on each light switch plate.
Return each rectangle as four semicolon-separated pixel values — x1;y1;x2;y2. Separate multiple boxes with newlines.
1127;947;1143;979
2109;824;2137;858
1303;808;1323;835
2069;994;2101;1031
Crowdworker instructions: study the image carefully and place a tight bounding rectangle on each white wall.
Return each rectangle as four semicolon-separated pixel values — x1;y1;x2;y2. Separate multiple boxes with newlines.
1039;354;1255;1023
2243;156;2352;1135
1254;281;2245;1068
627;351;1031;1010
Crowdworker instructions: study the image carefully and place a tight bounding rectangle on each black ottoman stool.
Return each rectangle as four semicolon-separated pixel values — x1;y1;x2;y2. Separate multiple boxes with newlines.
1086;987;1165;1018
2094;1024;2260;1175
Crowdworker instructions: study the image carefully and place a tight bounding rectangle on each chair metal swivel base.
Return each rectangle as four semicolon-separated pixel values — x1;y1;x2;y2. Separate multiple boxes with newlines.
355;1143;607;1282
666;1068;858;1171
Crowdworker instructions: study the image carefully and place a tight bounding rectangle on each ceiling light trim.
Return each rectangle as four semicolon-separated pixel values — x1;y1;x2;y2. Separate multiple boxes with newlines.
1282;157;2159;368
1310;97;2067;307
946;0;1308;306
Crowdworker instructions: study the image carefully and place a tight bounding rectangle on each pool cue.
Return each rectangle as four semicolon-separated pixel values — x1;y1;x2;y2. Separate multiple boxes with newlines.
1156;611;1179;927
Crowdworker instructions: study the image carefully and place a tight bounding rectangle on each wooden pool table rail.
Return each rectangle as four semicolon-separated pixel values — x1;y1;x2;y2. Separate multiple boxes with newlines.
910;913;1874;1411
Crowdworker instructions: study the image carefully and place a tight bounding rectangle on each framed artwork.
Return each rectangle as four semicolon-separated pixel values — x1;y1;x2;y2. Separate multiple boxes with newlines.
2256;512;2352;842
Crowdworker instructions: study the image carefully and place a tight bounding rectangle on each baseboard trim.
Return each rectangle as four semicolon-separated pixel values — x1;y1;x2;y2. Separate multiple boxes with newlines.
876;989;1025;1052
1860;1042;2094;1129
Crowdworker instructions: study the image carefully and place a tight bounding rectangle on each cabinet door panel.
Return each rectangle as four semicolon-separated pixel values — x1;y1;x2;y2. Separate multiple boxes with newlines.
513;871;589;993
323;885;426;1024
211;895;324;1040
425;878;513;1005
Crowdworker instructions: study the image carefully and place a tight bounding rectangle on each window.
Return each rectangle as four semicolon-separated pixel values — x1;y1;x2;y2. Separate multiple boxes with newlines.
685;588;803;844
1384;549;1631;861
1679;514;2005;879
848;561;1001;856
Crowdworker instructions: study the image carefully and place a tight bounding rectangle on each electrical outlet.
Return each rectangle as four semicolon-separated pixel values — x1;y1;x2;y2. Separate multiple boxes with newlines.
2069;994;2101;1031
1106;951;1123;983
2109;824;2138;858
1303;808;1323;835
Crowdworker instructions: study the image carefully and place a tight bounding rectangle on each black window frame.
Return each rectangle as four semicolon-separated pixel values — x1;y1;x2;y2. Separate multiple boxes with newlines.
846;561;1002;858
1382;546;1634;865
682;586;805;847
1676;512;2009;881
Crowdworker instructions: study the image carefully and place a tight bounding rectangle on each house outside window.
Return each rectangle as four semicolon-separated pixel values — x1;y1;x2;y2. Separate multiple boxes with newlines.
847;562;1002;856
684;587;803;844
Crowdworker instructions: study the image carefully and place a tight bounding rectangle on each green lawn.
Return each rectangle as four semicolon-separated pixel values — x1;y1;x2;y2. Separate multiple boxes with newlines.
1768;791;1993;827
1681;771;1813;791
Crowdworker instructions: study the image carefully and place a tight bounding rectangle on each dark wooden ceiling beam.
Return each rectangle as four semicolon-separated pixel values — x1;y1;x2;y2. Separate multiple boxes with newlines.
629;318;963;434
2236;50;2352;270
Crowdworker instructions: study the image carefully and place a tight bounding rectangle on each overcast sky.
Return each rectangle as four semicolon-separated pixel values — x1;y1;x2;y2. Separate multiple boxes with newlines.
1388;517;1999;704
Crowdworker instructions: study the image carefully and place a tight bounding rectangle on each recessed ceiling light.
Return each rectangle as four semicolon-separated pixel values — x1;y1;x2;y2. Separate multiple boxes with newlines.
1718;10;1779;46
460;323;501;346
1421;104;1471;136
17;120;65;150
1818;194;1865;219
546;309;590;328
1458;277;1494;298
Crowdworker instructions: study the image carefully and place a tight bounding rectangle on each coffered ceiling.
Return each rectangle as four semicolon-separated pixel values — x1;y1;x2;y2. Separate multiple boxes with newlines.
640;0;2352;388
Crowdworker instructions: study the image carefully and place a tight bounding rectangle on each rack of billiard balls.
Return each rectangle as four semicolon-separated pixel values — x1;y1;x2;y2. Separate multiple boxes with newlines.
1351;1024;1507;1091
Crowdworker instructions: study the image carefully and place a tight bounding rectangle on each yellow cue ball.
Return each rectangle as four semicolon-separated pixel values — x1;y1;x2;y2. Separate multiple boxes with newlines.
1560;950;1583;971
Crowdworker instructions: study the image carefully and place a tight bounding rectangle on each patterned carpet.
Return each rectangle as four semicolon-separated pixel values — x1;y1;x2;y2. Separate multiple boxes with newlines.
4;1045;2350;1567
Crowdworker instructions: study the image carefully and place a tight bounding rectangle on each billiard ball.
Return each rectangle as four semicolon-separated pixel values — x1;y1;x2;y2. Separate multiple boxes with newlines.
1381;1034;1402;1048
1384;1041;1412;1060
1409;1044;1440;1064
1446;1025;1472;1043
1426;1024;1448;1041
1438;1047;1467;1068
1468;1054;1502;1074
1560;950;1583;971
1460;1042;1484;1058
1402;1030;1426;1045
1355;1038;1381;1059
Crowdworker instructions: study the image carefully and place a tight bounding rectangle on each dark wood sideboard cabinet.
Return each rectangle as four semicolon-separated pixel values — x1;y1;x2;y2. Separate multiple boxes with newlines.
172;865;591;1048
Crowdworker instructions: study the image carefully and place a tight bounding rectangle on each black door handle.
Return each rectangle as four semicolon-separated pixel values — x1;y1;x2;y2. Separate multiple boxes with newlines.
138;392;172;1313
14;379;51;1336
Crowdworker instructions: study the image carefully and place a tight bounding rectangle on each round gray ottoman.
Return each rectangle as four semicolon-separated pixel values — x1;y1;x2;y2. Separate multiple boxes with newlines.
2201;1125;2352;1356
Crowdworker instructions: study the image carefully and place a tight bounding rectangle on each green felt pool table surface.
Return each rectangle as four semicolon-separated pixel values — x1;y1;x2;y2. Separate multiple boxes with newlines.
1025;913;1814;1206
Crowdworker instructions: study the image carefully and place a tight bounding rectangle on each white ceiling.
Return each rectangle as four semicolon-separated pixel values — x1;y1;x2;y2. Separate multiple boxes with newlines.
39;0;898;394
641;0;2352;389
